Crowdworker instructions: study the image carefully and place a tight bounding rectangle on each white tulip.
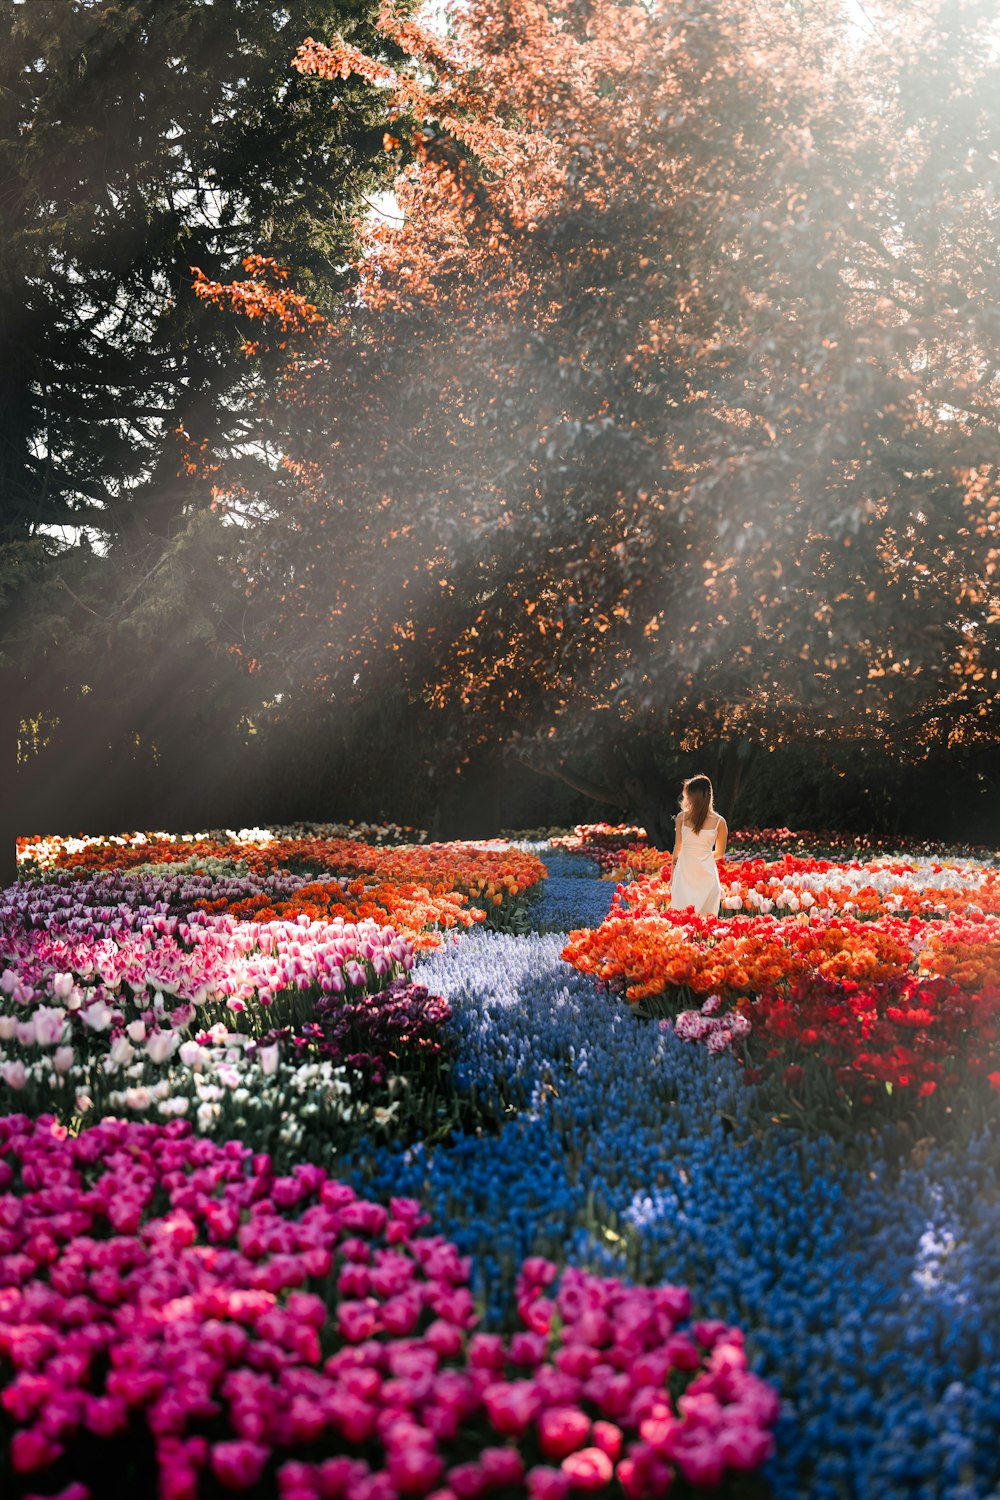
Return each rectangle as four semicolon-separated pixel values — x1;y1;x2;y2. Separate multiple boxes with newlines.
145;1031;177;1065
82;1002;114;1033
0;1061;26;1090
33;1007;67;1048
257;1043;280;1077
178;1040;206;1069
110;1037;135;1067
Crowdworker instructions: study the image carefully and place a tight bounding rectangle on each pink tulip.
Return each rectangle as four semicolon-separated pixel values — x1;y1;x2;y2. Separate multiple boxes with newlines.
424;1319;463;1358
331;1395;377;1445
387;1444;445;1494
654;1285;692;1325
591;1422;623;1462
526;1466;572;1500
483;1380;541;1436
520;1294;554;1335
539;1406;591;1460
338;1263;371;1297
446;1462;488;1499
84;1393;129;1436
2;1374;53;1422
428;1287;476;1328
560;1448;614;1492
338;1299;382;1342
691;1319;728;1348
468;1333;505;1370
508;1331;547;1367
11;1426;63;1472
613;1458;642;1500
351;1475;396;1500
676;1389;723;1430
616;1447;674;1500
720;1422;774;1470
664;1333;701;1371
480;1448;524;1487
338;1374;380;1404
210;1439;270;1489
340;1200;388;1236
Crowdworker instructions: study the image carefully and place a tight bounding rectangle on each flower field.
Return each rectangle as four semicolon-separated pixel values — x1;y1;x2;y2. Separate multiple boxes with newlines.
1;826;999;1500
560;837;1000;1125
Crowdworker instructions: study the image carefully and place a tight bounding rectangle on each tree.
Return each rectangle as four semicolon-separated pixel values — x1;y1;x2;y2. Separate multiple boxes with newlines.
196;0;1000;842
0;0;408;882
0;0;402;543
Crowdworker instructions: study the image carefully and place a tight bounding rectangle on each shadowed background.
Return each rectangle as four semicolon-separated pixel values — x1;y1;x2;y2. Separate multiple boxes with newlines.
2;0;998;877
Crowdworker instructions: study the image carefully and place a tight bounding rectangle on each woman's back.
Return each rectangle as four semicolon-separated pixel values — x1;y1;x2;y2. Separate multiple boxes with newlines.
681;816;721;844
671;810;725;915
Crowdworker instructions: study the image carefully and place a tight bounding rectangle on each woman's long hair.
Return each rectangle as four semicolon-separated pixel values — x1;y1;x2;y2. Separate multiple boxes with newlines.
681;774;715;835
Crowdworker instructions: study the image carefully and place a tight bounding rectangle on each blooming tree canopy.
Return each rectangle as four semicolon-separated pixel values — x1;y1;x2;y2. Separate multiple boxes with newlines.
195;0;1000;836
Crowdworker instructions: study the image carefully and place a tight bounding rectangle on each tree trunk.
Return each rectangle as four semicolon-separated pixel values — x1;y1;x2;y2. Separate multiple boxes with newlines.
0;670;24;886
520;754;676;847
714;737;758;823
620;774;674;848
521;756;623;814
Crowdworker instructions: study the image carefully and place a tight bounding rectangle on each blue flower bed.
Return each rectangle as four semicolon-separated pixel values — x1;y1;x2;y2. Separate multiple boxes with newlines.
531;849;617;931
345;858;1000;1500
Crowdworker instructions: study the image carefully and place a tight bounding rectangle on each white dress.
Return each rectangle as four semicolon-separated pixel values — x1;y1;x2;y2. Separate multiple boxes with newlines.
670;816;722;916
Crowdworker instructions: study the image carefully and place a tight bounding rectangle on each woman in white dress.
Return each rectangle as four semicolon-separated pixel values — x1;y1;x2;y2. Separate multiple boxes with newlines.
667;774;727;916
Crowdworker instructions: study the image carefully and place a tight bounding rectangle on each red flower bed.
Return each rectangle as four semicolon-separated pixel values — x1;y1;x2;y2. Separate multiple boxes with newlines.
743;974;1000;1100
563;849;1000;1122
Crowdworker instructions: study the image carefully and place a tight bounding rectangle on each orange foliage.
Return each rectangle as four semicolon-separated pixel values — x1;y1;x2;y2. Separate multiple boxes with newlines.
190;0;1000;771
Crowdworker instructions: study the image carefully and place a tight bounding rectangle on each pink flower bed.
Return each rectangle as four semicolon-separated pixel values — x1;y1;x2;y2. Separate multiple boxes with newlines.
0;1116;778;1499
1;913;414;1015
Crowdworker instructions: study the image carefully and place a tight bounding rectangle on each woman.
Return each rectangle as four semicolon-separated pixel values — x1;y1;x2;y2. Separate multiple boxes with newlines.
667;774;727;916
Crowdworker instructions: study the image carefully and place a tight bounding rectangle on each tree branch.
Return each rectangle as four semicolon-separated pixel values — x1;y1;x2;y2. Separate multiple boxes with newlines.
518;754;623;807
54;576;112;623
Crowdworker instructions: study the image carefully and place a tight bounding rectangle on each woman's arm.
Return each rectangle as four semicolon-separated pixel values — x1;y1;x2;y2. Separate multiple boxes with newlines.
662;814;683;879
714;817;728;858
